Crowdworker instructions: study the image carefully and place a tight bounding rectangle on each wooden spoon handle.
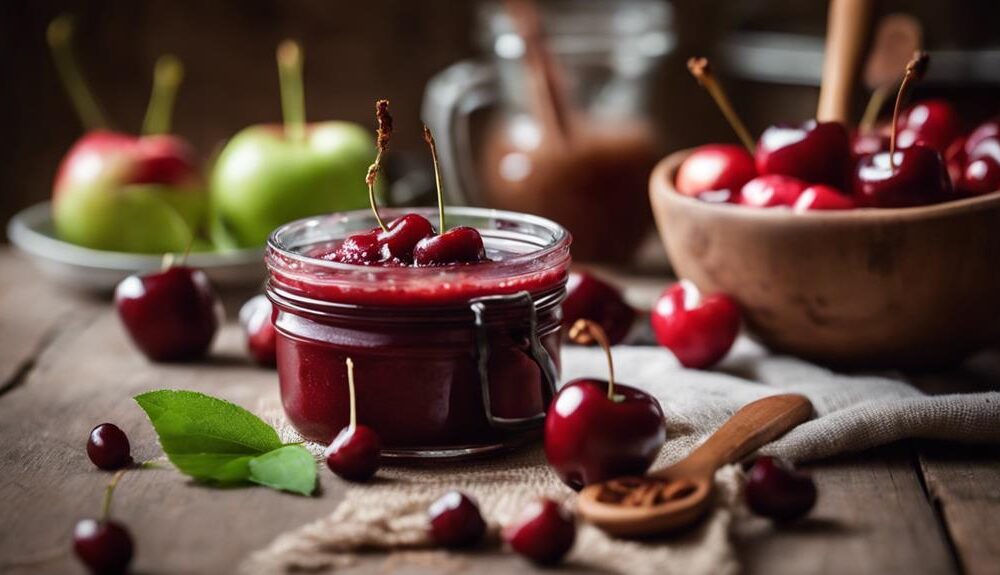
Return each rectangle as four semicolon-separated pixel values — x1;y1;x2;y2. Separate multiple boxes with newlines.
817;0;872;124
668;394;813;476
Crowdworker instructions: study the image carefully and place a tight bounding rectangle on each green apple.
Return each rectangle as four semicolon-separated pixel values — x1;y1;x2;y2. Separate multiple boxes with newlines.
48;17;206;253
209;40;374;248
210;122;374;247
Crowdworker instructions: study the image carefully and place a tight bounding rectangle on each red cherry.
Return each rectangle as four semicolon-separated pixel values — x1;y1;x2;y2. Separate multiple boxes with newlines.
562;271;635;345
413;226;487;266
961;153;1000;196
755;121;850;188
328;231;382;265
87;423;132;471
745;456;817;522
428;491;486;549
324;358;381;482
793;185;855;212
966;117;1000;154
853;145;953;207
503;499;576;566
114;265;221;362
895;99;962;154
325;425;381;482
739;175;808;208
945;136;969;187
377;214;435;263
650;281;740;369
675;144;757;197
239;295;277;367
73;518;134;575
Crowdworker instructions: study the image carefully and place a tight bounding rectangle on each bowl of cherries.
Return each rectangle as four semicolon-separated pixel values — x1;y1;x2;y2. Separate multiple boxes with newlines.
650;54;1000;369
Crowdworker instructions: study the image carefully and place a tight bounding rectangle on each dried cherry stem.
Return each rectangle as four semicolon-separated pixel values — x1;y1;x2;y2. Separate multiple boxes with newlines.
101;469;127;521
345;357;357;431
366;99;392;232
423;126;446;233
687;57;755;153
142;55;184;135
858;84;893;132
889;51;929;165
277;40;306;145
569;319;616;400
46;14;108;131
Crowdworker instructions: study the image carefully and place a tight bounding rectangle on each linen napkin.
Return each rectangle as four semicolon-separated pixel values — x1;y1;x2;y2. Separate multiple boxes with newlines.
242;338;1000;574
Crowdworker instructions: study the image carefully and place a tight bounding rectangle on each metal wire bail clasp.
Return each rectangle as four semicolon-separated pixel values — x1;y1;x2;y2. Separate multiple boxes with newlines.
469;290;559;431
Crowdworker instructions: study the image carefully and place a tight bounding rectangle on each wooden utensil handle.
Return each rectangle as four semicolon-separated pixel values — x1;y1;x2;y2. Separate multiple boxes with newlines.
817;0;872;124
676;394;813;475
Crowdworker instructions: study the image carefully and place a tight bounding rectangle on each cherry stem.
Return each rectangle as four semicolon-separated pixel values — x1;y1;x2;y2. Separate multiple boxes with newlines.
346;357;357;430
366;99;392;232
687;57;755;154
858;83;893;132
141;55;183;135
568;319;616;399
277;40;306;145
46;14;108;131
423;126;446;234
889;51;929;166
101;469;127;521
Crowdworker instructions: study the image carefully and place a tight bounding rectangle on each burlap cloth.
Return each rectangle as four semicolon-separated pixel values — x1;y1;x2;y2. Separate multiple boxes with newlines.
242;338;1000;574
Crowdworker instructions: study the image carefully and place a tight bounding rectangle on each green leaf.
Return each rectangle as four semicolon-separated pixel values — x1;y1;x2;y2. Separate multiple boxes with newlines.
249;445;317;496
135;390;283;482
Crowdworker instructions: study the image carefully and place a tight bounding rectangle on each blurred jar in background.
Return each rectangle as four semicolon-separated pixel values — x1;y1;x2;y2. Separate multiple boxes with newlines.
424;0;673;263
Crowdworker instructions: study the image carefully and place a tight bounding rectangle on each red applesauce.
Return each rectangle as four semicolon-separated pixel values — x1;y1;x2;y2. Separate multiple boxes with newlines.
266;207;571;459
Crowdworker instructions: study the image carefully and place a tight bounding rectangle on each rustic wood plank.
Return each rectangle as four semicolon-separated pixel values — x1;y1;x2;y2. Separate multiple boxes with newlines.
734;445;958;575
0;252;101;395
919;443;1000;575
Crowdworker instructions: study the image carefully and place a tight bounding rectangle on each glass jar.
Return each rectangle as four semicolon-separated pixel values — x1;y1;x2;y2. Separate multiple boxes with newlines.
265;207;571;460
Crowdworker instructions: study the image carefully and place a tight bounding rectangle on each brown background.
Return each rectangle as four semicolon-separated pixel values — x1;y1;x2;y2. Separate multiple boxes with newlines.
3;0;998;231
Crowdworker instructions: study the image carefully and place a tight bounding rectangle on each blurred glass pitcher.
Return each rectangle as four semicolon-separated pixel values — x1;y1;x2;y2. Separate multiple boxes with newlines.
423;0;674;263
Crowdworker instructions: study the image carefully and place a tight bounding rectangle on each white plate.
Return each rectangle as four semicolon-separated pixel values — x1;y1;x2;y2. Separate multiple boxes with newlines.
7;202;266;294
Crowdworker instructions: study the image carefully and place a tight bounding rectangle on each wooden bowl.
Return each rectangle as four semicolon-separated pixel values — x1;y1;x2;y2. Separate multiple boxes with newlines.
650;149;1000;369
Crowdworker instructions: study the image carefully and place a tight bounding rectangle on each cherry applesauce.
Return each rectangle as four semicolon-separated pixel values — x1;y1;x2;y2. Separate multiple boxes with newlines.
266;207;571;459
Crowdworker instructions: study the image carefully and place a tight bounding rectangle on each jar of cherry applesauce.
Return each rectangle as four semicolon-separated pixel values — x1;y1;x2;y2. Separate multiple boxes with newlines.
266;207;571;460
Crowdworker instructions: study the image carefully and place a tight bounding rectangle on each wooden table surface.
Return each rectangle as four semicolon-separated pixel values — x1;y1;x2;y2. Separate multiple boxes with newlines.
1;249;998;575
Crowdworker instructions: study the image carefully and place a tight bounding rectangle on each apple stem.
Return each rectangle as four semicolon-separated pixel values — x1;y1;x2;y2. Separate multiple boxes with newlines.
423;126;446;234
141;55;184;135
101;469;127;521
889;51;929;166
345;357;357;431
687;57;755;154
46;14;108;131
277;40;306;145
366;99;392;232
568;319;616;400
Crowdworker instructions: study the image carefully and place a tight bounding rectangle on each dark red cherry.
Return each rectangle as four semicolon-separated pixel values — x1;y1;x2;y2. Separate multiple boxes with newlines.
793;185;855;212
756;121;850;188
961;151;1000;196
329;231;382;265
378;214;435;263
675;144;757;197
745;456;817;522
428;491;486;549
739;175;808;208
650;281;741;369
562;271;635;345
324;424;381;482
545;379;666;490
503;499;576;566
853;145;952;207
413;226;486;266
945;136;968;187
114;266;221;362
73;518;134;575
895;99;962;154
87;423;132;471
239;295;277;367
966;117;1000;154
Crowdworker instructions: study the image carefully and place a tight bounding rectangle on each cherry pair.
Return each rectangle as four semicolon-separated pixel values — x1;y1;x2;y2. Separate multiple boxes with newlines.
328;103;486;267
428;491;575;566
78;426;135;573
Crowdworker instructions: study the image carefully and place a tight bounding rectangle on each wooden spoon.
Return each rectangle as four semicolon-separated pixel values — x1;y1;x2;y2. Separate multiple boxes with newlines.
577;394;813;538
